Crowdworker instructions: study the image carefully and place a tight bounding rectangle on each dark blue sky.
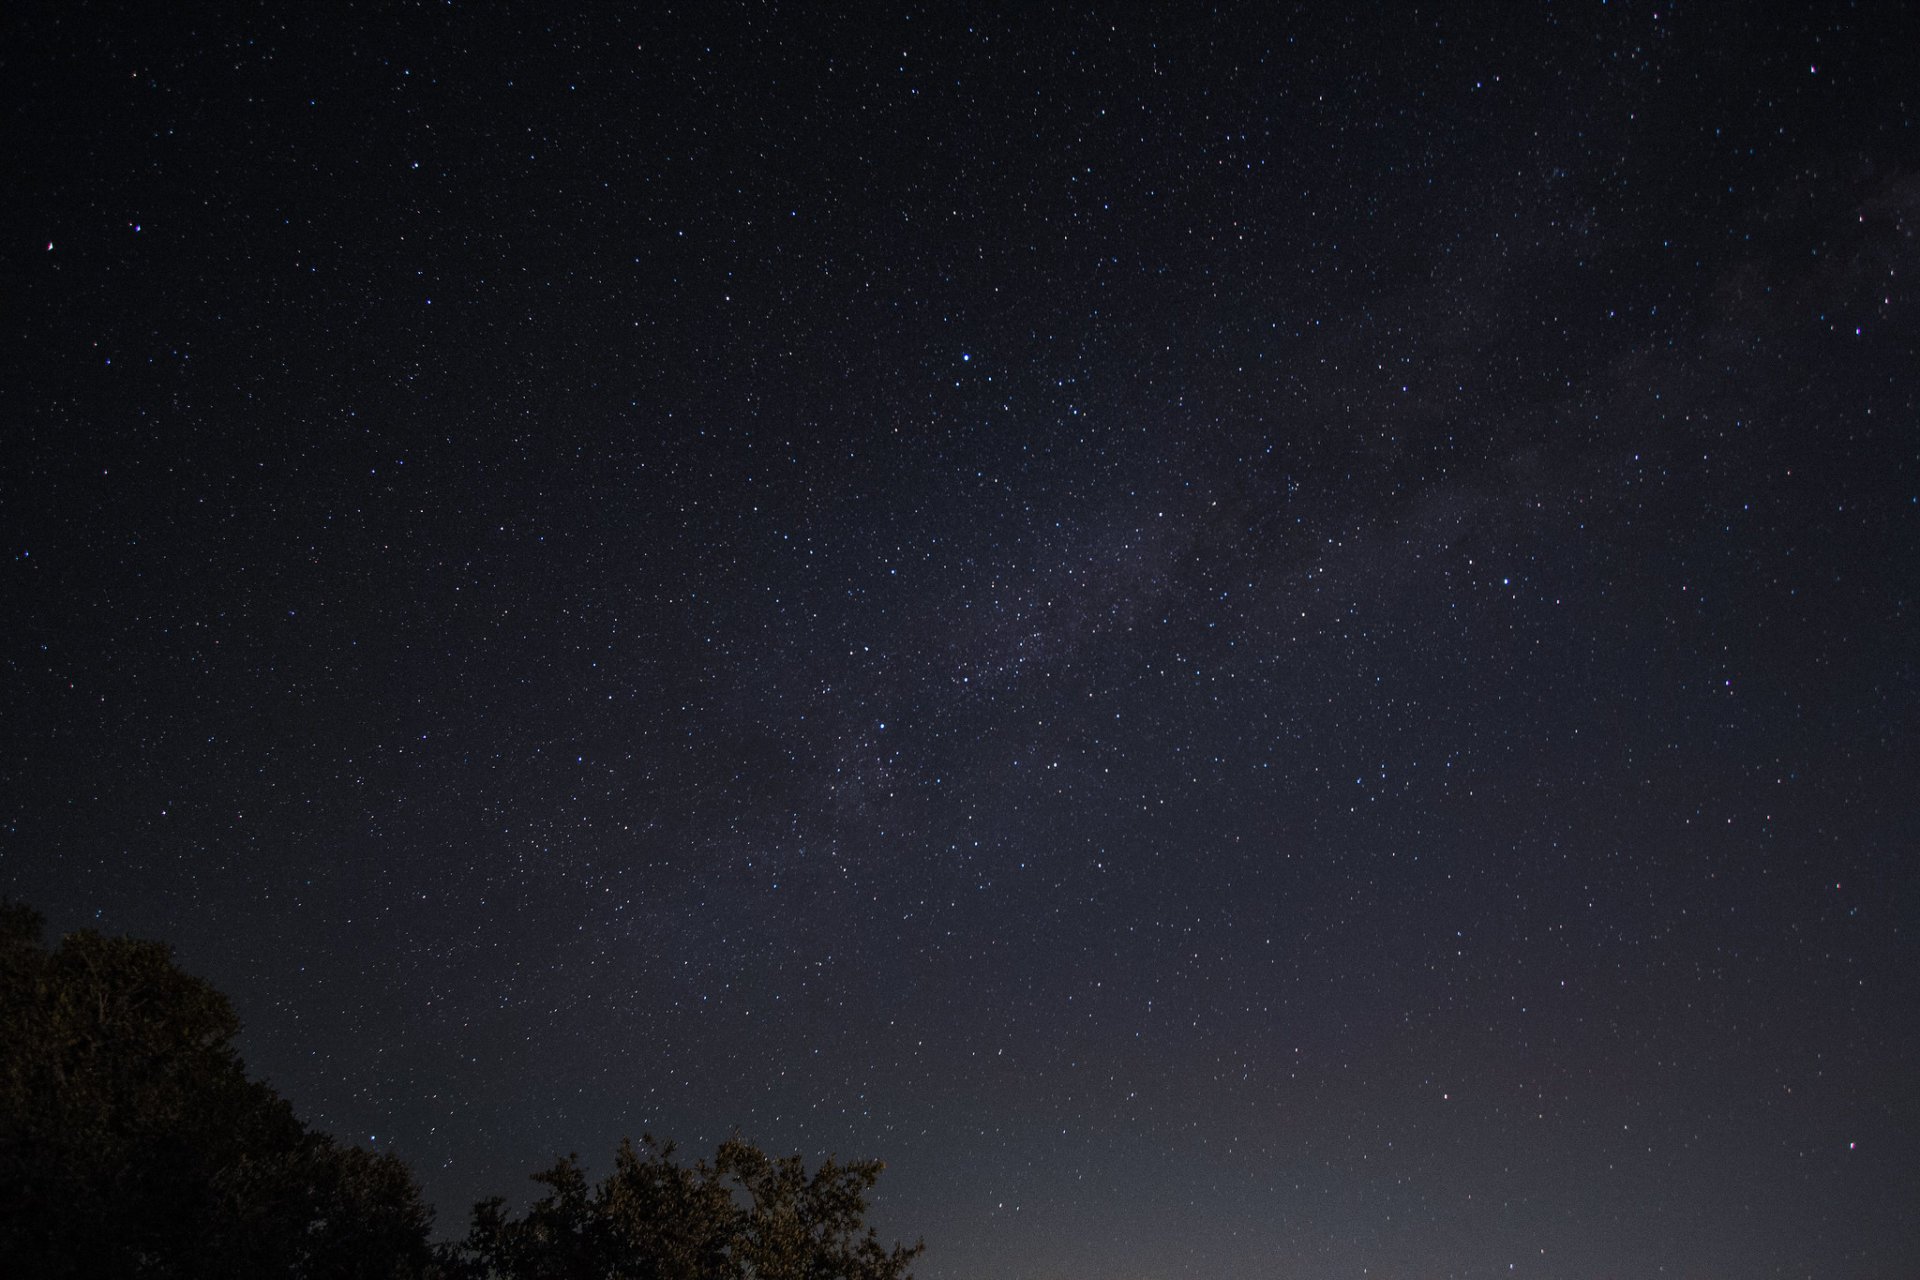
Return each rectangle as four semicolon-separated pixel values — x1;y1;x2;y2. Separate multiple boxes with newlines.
9;4;1917;1276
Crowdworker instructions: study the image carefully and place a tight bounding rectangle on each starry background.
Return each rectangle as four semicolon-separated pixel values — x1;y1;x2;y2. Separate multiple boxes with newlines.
7;3;1919;1276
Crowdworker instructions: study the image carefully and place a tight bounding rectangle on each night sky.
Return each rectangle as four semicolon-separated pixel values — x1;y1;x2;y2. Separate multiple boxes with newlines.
8;4;1919;1276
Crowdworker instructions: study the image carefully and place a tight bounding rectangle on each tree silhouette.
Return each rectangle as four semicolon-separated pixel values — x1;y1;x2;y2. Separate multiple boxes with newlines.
1;902;923;1279
0;902;433;1277
447;1135;923;1280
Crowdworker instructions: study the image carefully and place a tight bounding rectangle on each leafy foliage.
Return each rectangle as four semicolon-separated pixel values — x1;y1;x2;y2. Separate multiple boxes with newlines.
0;902;433;1277
447;1135;923;1280
1;903;922;1279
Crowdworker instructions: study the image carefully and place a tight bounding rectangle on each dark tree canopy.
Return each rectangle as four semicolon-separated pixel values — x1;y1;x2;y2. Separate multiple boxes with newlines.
1;904;924;1279
0;902;434;1278
447;1136;924;1280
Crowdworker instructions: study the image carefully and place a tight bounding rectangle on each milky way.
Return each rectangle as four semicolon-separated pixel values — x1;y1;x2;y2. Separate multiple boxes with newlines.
9;6;1918;1277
